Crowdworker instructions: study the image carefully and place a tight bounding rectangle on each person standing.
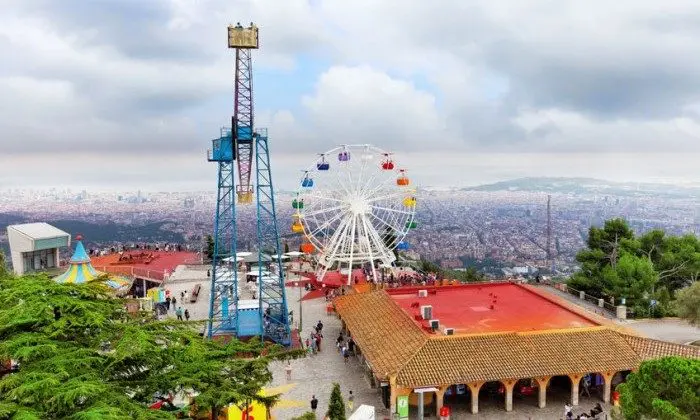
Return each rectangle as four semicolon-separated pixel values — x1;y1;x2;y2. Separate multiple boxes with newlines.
347;390;354;412
285;361;292;381
315;331;323;352
176;307;183;321
184;309;190;321
165;296;171;311
310;395;318;414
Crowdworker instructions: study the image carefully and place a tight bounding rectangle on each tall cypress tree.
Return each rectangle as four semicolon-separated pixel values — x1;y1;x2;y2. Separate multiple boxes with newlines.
326;382;346;420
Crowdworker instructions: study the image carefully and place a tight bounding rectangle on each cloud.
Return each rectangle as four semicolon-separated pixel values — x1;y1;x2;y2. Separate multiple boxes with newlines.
3;0;700;190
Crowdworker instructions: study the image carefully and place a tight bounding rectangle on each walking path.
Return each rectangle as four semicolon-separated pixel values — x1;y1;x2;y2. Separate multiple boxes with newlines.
534;284;616;320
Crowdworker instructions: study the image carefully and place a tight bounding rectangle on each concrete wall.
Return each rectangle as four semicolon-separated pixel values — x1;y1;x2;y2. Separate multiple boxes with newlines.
7;226;34;275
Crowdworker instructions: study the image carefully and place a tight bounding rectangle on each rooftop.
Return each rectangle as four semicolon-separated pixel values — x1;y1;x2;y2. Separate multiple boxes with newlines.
91;251;199;274
389;282;598;334
334;287;700;387
8;222;69;240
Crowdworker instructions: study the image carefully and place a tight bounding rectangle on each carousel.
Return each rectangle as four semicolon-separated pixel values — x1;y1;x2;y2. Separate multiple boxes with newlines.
53;235;132;294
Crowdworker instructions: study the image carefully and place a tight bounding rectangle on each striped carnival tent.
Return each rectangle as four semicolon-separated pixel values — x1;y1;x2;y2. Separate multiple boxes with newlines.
54;235;132;293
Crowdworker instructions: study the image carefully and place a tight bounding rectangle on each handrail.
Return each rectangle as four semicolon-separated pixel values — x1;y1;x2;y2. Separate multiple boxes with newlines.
557;283;617;316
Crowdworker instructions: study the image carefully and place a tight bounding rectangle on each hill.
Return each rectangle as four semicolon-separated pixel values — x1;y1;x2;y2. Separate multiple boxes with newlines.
463;177;700;197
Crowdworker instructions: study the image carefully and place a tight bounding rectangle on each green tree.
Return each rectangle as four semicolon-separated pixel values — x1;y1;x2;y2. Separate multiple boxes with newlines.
586;218;635;268
291;412;317;420
675;281;700;326
0;250;7;277
326;382;346;420
609;253;658;313
568;219;700;309
0;273;299;419
654;234;700;291
618;357;700;420
205;234;215;260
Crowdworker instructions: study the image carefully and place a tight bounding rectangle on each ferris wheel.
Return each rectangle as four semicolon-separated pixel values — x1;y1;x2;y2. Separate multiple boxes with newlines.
291;144;417;285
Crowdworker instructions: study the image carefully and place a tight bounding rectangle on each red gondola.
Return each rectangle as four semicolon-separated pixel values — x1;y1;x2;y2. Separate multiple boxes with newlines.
381;153;394;170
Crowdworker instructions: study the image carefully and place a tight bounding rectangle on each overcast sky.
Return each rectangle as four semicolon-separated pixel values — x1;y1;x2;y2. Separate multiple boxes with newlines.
2;0;700;191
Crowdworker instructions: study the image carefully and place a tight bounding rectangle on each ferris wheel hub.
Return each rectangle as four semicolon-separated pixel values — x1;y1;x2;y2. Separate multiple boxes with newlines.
349;198;371;215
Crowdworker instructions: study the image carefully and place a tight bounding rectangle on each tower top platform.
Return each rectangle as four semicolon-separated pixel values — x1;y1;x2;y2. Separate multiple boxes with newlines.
228;23;259;49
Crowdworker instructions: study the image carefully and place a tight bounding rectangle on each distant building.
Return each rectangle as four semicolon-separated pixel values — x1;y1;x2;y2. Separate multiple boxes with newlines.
6;222;70;275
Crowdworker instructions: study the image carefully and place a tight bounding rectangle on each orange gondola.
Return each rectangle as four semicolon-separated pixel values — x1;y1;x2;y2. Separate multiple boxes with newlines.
397;169;410;186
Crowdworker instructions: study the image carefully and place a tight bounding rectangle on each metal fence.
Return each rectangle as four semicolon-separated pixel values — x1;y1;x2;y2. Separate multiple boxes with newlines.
559;284;618;318
93;265;167;282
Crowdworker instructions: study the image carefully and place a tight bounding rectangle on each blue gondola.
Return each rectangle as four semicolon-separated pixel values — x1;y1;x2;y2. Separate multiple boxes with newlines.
301;177;314;188
317;154;330;170
397;241;410;250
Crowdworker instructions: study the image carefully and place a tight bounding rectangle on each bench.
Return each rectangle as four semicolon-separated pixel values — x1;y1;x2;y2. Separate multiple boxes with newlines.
190;284;201;303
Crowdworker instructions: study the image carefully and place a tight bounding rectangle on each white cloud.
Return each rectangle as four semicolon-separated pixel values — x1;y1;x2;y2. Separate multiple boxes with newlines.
3;0;700;189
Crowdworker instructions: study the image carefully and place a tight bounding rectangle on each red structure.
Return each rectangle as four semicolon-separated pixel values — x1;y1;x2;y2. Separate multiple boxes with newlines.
389;282;596;334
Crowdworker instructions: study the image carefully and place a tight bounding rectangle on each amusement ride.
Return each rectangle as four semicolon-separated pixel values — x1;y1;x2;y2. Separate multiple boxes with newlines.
292;145;418;285
206;23;290;344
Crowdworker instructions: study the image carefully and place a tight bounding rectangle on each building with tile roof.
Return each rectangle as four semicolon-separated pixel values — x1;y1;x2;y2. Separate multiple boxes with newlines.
334;282;700;417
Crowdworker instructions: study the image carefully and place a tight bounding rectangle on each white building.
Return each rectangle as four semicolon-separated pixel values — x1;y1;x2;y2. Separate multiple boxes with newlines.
6;223;70;275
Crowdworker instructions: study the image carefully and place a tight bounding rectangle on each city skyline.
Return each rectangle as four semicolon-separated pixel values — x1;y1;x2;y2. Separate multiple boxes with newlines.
3;1;700;190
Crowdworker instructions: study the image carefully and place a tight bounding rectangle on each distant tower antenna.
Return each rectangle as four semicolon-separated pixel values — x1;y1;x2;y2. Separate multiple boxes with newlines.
546;194;553;272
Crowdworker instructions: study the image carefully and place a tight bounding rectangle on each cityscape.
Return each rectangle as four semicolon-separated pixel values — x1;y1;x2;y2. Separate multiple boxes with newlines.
3;177;700;276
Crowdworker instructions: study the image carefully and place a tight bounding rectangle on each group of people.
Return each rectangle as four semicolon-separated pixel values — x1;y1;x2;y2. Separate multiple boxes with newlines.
565;402;604;419
335;331;355;363
305;320;325;354
158;294;191;321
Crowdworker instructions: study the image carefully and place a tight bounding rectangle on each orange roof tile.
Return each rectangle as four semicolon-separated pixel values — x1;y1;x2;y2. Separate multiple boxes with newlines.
334;291;427;377
396;328;640;387
622;335;700;360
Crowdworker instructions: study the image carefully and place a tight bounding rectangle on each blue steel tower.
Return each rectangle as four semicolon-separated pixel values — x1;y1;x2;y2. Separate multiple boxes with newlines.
207;23;290;345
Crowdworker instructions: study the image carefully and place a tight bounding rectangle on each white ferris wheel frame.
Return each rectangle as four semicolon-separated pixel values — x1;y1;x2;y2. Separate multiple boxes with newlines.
295;144;417;286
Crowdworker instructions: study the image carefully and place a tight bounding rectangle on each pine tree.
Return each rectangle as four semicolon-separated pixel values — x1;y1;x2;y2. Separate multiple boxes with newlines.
326;382;346;420
205;234;215;260
0;250;7;277
0;272;302;419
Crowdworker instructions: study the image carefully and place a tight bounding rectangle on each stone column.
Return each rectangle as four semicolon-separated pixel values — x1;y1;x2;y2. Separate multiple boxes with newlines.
435;387;446;418
389;376;397;415
569;374;582;406
602;371;616;403
535;376;551;409
503;379;516;412
468;382;483;414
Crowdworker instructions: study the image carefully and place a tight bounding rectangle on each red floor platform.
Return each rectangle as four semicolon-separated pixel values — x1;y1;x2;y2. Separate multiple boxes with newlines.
389;283;598;334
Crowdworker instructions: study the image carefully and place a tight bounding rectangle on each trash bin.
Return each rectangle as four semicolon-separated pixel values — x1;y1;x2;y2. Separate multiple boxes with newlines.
439;405;451;420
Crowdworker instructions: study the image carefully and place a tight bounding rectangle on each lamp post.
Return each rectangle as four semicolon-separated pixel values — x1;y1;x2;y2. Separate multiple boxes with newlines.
294;281;303;333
